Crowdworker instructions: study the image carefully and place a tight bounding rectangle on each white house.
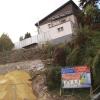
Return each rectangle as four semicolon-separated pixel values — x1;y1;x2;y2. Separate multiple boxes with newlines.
15;0;80;49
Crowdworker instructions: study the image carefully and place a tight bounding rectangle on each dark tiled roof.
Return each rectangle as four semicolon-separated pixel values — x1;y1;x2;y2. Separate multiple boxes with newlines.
35;0;80;26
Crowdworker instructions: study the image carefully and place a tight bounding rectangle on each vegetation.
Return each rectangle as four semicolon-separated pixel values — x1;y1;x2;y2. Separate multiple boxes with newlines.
45;66;61;91
0;34;14;51
74;0;100;88
19;32;31;41
80;0;100;8
24;32;31;39
45;28;100;92
53;45;66;66
78;0;100;28
19;36;24;41
41;42;54;58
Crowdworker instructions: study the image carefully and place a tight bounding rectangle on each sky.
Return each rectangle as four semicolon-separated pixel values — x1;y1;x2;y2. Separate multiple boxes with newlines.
0;0;79;43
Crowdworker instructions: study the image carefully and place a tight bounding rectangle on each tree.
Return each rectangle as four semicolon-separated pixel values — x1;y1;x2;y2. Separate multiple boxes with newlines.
84;4;97;26
19;36;24;41
0;34;14;51
24;32;31;39
79;0;100;27
80;0;100;8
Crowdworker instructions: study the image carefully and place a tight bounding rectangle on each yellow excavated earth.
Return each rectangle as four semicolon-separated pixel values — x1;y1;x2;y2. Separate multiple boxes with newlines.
0;70;37;100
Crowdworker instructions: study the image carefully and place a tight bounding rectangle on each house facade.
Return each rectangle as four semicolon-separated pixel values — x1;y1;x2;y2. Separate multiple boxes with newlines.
15;0;80;49
35;0;80;44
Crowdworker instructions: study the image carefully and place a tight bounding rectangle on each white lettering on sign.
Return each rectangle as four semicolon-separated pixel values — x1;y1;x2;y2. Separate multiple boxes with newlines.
63;80;80;88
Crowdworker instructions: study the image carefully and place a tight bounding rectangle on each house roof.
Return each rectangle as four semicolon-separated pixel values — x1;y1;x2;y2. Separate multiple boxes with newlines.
35;0;80;26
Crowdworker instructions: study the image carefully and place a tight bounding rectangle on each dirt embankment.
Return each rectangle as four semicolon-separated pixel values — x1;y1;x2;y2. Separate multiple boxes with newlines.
0;70;37;100
32;74;82;100
0;48;86;100
0;60;44;74
0;59;82;100
0;48;48;65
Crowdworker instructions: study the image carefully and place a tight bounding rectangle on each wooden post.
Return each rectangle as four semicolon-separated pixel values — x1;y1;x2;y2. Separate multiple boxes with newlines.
60;87;62;96
90;87;93;99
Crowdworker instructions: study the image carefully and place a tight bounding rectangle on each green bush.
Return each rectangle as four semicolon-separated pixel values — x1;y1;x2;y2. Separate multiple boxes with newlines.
53;44;69;66
44;30;100;89
24;32;31;39
72;26;93;48
53;43;71;66
0;34;14;51
41;42;54;58
45;67;61;91
92;50;100;87
66;47;80;66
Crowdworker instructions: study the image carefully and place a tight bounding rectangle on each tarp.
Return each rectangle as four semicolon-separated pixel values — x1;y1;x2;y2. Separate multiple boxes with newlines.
0;70;36;100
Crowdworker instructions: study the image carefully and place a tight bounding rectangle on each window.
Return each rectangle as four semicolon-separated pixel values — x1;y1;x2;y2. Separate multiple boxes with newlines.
57;27;64;32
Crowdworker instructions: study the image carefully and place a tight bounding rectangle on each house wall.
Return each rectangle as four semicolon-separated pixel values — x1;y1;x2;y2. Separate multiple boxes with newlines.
14;21;73;49
39;14;78;35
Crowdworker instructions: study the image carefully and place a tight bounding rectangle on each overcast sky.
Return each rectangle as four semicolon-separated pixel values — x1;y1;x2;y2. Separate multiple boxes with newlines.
0;0;79;43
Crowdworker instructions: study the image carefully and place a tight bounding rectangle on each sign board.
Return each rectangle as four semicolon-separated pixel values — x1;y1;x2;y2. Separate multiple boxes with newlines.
61;66;91;88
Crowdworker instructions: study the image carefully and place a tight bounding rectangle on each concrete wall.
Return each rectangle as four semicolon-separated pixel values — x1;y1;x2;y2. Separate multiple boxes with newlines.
49;34;72;45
